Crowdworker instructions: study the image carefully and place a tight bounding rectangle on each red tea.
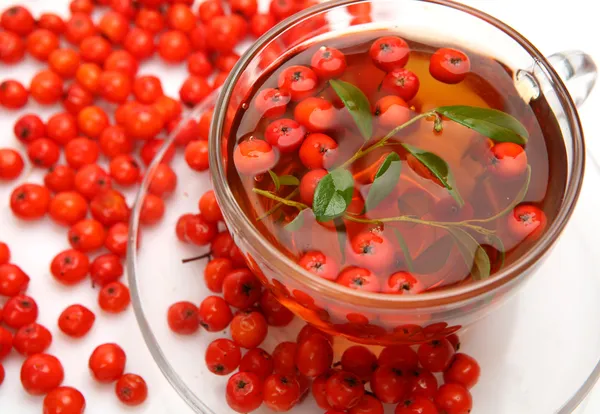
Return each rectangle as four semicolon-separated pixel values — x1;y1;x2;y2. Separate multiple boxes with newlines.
227;30;567;294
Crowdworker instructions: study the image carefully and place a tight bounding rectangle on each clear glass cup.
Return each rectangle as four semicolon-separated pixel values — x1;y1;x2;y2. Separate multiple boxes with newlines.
209;0;597;345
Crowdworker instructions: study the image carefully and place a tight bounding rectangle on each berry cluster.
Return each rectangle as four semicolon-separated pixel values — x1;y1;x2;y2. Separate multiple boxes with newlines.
0;0;323;412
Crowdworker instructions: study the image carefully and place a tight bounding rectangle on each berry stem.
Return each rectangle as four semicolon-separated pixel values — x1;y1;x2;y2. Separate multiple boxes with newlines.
257;188;300;221
339;111;436;170
252;188;308;211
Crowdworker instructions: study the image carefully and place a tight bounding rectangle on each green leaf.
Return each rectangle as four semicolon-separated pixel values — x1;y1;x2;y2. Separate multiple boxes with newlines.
447;227;491;281
364;153;401;212
436;106;529;145
279;175;300;187
268;170;280;191
313;168;354;222
329;79;372;141
393;228;414;273
334;218;347;263
477;165;531;223
485;233;506;269
285;210;307;232
401;143;464;207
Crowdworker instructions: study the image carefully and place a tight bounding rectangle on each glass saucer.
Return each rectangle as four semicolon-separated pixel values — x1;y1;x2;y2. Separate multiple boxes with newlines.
127;89;600;413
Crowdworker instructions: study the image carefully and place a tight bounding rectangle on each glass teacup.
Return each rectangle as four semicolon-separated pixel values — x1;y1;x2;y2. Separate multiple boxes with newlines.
208;0;597;345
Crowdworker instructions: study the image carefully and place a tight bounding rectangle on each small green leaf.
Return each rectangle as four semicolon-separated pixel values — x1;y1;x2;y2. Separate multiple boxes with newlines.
393;228;414;273
268;170;280;191
447;227;491;281
334;218;347;263
279;175;300;187
478;165;531;223
313;168;354;222
401;143;464;207
485;233;506;269
436;106;529;145
285;210;307;232
329;79;372;141
364;153;401;213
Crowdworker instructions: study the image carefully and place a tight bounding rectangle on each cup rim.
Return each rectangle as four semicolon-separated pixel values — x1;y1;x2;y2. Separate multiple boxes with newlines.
210;0;586;309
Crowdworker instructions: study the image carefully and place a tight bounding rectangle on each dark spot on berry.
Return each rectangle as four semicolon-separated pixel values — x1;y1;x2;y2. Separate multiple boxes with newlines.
291;71;303;82
241;283;254;297
236;379;248;389
450;57;463;66
322;50;332;59
380;43;391;52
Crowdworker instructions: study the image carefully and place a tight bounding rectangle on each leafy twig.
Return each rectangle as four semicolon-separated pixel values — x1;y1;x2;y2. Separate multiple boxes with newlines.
257;188;300;221
252;188;308;211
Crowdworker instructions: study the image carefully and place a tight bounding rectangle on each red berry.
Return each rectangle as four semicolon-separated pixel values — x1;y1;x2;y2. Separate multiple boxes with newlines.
271;341;297;376
223;268;262;309
265;118;306;153
27;138;60;168
507;204;547;241
21;353;64;395
349;394;384;414
295;97;337;134
184;140;209;171
206;338;241;375
68;219;107;252
371;365;409;404
58;304;95;338
259;290;294;327
198;0;224;24
430;48;471;84
341;346;377;382
43;386;86;414
254;87;291;119
74;164;112;200
123;27;155;60
395;396;439;414
0;327;13;360
98;282;130;313
199;190;223;223
47;112;78;145
49;192;88;226
204;258;233;293
226;371;263;413
311;46;347;79
407;367;439;399
298;133;338;169
77;105;110;139
384;272;425;295
10;183;51;220
250;13;275;38
1;6;35;36
443;353;481;390
179;75;212;107
0;263;30;296
278;65;319;101
263;373;302;411
488;142;528;179
50;249;90;285
0;148;24;180
349;231;394;273
13;323;52;356
239;348;274;380
417;339;455;373
297;324;333;344
105;222;128;257
184;214;217;245
14;114;46;144
62;82;94;115
104;50;139;78
269;0;297;21
382;68;420;101
198;295;233;332
233;138;278;176
30;70;63;105
167;301;199;335
298;250;338;281
231;310;268;349
370;36;410;71
0;242;9;265
0;31;25;64
206;16;240;54
158;30;191;63
211;231;246;267
140;194;165;225
3;294;38;329
89;343;126;383
374;95;410;128
336;267;381;292
296;335;333;378
90;253;123;287
325;370;365;410
148;164;177;197
90;189;130;227
434;383;472;414
115;374;148;406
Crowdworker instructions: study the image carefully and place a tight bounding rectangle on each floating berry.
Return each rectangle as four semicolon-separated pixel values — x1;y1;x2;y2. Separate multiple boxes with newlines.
430;48;471;84
507;204;547;241
370;36;410;71
233;138;278;176
294;97;337;133
382;69;420;101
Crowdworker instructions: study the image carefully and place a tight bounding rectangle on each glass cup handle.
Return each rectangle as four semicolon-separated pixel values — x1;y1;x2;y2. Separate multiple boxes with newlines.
547;51;597;107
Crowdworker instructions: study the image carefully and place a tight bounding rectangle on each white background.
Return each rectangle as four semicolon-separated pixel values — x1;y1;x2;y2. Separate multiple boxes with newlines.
0;0;599;413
